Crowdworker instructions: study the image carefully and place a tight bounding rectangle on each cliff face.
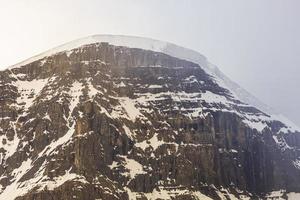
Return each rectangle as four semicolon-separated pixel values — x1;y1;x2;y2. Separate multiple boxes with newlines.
0;41;300;200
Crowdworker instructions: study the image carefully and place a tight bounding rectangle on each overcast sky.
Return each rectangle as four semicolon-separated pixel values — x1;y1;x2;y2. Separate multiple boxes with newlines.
0;0;299;126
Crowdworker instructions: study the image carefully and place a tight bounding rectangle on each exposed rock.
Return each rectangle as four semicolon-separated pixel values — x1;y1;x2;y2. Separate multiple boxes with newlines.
0;39;299;200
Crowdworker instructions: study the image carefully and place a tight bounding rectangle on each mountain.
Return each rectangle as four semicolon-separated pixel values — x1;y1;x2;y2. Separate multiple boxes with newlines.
0;34;299;200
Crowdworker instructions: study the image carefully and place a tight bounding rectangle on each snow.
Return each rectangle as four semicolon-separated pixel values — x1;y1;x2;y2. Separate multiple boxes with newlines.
43;114;51;121
200;91;230;105
148;84;163;89
287;192;300;200
188;107;205;118
138;65;164;68
5;34;299;132
135;133;165;151
293;159;300;170
0;159;32;200
110;157;147;179
39;123;75;157
118;97;144;121
109;161;119;169
242;119;267;132
229;149;238;153
122;125;135;139
0;96;81;200
115;81;126;88
68;81;83;113
0;159;87;200
266;190;300;200
272;135;292;151
36;80;81;157
0;134;20;160
272;114;300;133
7;35;167;70
87;79;102;98
14;78;48;109
43;168;88;190
135;90;274;132
3;34;300;199
183;75;199;84
4;34;268;115
119;156;146;179
125;186;213;200
136;91;231;105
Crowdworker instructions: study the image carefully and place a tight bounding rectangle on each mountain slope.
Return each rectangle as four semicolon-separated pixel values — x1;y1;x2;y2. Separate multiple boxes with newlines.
0;35;299;199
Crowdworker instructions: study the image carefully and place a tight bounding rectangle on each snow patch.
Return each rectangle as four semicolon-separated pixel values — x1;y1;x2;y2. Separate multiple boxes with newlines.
0;134;20;161
15;78;48;109
87;80;102;98
0;159;32;200
148;84;163;89
266;190;300;200
68;81;83;113
115;81;126;88
42;168;88;190
125;186;213;200
118;97;144;121
135;133;165;151
122;125;135;139
242;119;267;132
39;124;75;157
120;156;146;179
293;159;300;170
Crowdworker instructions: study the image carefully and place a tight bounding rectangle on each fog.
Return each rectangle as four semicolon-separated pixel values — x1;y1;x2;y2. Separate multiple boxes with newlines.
0;0;299;126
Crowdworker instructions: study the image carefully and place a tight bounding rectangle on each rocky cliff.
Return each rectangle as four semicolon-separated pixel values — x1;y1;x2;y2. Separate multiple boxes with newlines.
0;35;299;200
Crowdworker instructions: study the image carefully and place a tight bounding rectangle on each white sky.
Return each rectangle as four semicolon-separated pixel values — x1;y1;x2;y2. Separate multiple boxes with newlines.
0;0;299;126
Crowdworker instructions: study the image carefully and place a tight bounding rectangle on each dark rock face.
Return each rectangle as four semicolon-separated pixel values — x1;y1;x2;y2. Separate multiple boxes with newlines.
0;42;299;200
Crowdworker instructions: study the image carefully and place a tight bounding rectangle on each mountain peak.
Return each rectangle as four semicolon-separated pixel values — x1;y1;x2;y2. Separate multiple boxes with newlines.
1;35;300;199
8;34;170;70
